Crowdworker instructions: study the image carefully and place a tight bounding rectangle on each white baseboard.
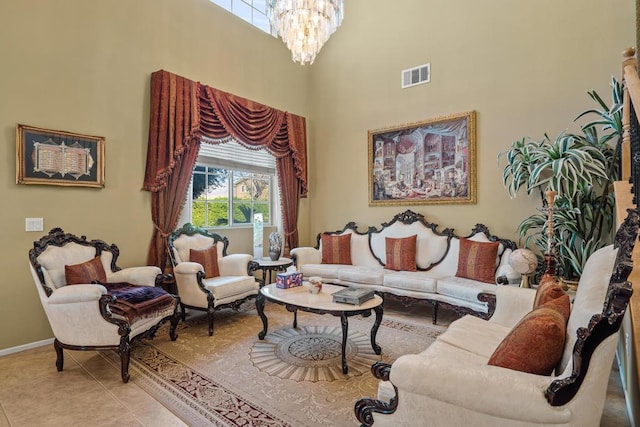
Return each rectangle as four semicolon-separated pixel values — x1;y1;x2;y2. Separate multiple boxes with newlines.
0;338;54;357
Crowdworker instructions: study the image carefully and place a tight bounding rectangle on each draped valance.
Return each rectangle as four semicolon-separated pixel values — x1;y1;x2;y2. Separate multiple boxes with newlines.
142;70;308;269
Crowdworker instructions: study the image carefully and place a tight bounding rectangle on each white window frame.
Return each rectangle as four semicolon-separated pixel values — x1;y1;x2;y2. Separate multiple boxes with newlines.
179;146;281;230
208;0;276;36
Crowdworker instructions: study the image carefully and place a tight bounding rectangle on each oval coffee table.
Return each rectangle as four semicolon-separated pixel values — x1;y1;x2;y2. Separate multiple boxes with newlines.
256;283;383;374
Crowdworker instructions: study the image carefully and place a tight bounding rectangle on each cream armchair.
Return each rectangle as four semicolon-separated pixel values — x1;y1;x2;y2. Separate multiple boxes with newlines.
168;223;260;336
29;228;180;383
355;208;640;427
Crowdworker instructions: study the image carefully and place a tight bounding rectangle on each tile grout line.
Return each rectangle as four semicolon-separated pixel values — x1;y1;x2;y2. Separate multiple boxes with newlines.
67;351;148;426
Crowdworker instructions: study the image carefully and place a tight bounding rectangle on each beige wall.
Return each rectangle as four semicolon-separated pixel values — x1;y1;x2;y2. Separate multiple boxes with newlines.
307;0;635;241
0;0;635;351
0;0;309;350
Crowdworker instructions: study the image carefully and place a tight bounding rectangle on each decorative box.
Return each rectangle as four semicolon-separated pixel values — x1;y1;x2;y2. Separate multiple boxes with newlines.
332;287;375;305
276;271;303;289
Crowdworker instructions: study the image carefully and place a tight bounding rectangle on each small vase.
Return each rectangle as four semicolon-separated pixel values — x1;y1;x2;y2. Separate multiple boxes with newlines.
268;232;282;261
269;248;280;261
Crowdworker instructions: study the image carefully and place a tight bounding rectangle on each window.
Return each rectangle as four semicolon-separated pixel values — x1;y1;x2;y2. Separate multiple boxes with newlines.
183;140;278;228
209;0;275;35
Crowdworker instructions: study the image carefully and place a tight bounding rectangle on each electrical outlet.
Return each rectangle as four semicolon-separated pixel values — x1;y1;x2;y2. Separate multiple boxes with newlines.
25;217;44;232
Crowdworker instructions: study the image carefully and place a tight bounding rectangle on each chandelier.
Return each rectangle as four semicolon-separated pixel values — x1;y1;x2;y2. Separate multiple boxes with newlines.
267;0;344;65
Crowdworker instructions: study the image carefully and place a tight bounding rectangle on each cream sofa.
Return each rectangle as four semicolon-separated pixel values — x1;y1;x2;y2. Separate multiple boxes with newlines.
355;208;640;427
291;210;520;322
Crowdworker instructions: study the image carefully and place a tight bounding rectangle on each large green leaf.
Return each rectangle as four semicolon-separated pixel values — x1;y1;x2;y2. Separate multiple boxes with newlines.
501;78;622;279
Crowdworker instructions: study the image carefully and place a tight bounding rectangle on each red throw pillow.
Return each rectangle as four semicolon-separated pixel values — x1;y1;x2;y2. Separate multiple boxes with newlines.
190;246;220;279
385;236;417;271
487;304;567;375
455;238;500;284
543;293;571;322
65;256;107;285
534;275;566;308
321;234;352;265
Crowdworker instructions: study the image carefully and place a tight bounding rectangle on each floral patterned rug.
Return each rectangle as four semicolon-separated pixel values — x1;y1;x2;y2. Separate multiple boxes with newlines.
110;302;447;426
249;325;379;382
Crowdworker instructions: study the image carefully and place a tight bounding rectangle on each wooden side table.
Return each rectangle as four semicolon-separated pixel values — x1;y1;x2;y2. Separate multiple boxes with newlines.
249;257;293;286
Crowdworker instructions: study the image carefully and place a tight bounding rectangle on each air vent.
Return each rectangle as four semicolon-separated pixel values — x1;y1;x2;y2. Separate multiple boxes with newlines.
401;63;430;89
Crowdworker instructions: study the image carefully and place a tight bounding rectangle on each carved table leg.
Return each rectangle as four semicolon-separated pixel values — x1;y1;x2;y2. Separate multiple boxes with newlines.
371;305;383;355
341;313;349;374
293;310;298;329
256;292;268;340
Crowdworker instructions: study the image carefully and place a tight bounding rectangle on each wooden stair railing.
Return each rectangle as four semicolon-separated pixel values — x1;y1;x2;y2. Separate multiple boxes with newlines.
617;47;640;410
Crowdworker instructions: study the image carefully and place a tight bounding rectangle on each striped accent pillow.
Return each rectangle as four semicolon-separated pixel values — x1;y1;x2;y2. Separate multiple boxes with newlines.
190;246;220;279
455;238;499;284
385;235;417;271
321;234;352;265
65;256;107;285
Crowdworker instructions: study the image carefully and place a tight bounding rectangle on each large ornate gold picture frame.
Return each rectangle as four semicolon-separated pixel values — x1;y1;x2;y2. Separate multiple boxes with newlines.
368;111;476;206
16;124;105;188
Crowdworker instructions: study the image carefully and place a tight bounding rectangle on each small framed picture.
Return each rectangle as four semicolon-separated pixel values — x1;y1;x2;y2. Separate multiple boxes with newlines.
368;111;476;206
16;124;105;188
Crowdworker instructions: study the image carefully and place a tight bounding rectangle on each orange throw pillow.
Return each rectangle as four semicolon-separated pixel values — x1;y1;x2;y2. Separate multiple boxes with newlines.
190;246;220;279
385;236;417;271
455;238;499;284
321;234;352;265
543;293;571;322
65;256;107;285
487;303;567;375
534;275;566;308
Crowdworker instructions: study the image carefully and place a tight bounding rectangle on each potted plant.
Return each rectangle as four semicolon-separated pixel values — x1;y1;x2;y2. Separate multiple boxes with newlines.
499;78;623;280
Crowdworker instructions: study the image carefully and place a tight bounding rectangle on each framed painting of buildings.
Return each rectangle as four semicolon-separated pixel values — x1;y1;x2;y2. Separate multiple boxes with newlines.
368;111;476;206
16;124;105;188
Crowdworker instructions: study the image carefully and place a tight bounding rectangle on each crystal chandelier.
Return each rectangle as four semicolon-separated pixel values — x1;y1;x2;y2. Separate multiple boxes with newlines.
267;0;344;65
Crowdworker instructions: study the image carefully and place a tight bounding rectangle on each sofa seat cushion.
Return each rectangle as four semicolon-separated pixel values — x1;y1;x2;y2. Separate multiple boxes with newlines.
338;266;386;286
299;264;342;280
418;339;489;364
436;315;511;358
202;275;258;300
383;271;437;293
436;276;496;303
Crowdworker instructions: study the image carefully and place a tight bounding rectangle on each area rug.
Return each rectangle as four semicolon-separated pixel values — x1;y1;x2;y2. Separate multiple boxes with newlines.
107;302;447;427
249;325;379;382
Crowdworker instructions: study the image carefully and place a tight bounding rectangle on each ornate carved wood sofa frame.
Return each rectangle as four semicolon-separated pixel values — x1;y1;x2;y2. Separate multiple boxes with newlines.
291;210;519;323
29;228;180;383
354;208;640;426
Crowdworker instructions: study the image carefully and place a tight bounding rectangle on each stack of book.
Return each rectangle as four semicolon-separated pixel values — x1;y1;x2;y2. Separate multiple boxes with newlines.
332;287;375;305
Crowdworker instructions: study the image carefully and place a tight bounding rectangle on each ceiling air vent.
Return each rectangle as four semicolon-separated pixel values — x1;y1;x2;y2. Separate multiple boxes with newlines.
402;63;430;89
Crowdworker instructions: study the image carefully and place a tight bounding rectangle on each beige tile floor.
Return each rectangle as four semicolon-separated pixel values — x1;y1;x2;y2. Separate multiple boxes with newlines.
0;301;631;426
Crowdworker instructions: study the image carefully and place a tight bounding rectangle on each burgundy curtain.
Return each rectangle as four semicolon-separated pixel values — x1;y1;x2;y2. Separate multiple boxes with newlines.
143;70;308;268
143;71;201;270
